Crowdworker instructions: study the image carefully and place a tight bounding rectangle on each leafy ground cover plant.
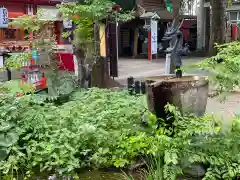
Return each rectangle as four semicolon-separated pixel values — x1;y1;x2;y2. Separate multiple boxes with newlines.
0;87;159;178
124;104;240;180
1;81;240;179
193;42;240;95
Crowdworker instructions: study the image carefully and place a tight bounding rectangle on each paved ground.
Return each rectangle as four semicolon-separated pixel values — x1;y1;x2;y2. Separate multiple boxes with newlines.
116;57;207;84
116;57;240;124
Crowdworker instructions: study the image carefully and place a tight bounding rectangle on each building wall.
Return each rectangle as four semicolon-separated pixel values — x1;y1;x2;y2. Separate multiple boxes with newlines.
0;1;67;44
198;0;240;52
227;4;240;23
140;0;165;10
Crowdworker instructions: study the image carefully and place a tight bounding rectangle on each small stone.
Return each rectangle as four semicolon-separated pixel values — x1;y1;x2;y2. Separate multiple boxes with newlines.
183;164;206;178
111;87;120;91
48;175;57;180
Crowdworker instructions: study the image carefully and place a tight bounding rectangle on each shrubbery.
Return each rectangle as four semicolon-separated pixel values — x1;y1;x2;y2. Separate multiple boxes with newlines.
0;87;158;178
0;84;240;179
195;42;240;95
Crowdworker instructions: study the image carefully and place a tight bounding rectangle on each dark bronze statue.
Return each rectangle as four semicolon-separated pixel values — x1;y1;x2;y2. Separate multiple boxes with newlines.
162;19;189;78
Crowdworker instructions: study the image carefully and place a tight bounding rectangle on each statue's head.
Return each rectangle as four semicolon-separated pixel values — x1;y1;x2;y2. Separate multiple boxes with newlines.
166;22;174;32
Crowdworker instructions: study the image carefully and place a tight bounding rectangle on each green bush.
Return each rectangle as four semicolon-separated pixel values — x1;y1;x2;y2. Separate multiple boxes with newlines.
1;84;240;179
0;123;18;161
195;42;240;95
140;104;240;180
0;88;158;177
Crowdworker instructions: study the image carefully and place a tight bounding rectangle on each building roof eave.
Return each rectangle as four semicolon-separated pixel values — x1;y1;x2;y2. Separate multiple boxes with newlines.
136;5;196;21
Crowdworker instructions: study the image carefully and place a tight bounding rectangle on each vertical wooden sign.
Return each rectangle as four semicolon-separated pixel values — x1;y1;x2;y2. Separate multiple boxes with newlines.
108;23;118;77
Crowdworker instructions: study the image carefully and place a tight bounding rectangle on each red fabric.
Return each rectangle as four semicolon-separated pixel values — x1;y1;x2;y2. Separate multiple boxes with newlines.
57;53;74;72
180;20;196;41
2;3;25;18
39;77;47;89
232;24;238;41
8;12;25;18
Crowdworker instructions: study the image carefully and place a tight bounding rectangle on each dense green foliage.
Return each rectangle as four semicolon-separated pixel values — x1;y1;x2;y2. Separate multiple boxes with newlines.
0;87;158;178
159;105;240;180
0;82;240;179
4;53;31;70
195;42;240;95
58;0;134;37
0;123;19;161
124;104;240;180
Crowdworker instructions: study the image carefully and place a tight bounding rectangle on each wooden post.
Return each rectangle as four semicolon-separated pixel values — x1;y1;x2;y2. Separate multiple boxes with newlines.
133;27;139;58
92;21;105;87
232;24;238;41
100;23;106;57
109;23;118;77
148;31;152;60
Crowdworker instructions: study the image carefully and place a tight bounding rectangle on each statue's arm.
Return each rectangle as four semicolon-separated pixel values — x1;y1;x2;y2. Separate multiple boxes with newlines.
162;27;178;41
165;27;178;36
162;36;172;41
165;31;182;54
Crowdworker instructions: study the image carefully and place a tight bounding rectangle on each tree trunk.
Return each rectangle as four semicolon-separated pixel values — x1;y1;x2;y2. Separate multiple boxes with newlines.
209;0;226;55
91;21;123;88
91;21;107;88
73;44;86;87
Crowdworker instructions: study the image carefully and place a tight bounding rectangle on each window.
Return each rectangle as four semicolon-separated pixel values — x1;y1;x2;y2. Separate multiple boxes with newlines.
1;28;24;41
229;11;240;23
230;12;238;21
0;19;24;41
4;29;17;39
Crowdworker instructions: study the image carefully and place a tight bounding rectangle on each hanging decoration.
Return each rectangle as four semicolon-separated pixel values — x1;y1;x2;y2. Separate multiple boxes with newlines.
165;0;173;13
0;7;8;28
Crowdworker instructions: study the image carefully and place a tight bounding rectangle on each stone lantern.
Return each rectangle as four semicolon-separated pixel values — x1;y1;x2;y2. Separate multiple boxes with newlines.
140;11;160;60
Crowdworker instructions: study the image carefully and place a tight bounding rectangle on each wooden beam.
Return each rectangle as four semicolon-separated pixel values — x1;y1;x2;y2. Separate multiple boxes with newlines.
109;23;118;77
132;27;139;58
148;31;152;60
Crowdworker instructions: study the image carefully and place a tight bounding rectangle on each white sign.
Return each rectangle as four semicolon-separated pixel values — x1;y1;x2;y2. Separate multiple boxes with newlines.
151;20;158;55
27;5;34;15
165;53;171;74
37;6;60;21
0;56;3;68
63;20;72;29
0;7;8;28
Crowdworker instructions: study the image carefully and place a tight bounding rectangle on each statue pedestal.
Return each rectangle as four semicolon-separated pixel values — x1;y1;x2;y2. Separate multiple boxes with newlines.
165;53;171;74
145;75;209;119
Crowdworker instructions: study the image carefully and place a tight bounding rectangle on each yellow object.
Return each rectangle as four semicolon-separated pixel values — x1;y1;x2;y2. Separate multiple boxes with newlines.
99;23;106;57
228;0;232;8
